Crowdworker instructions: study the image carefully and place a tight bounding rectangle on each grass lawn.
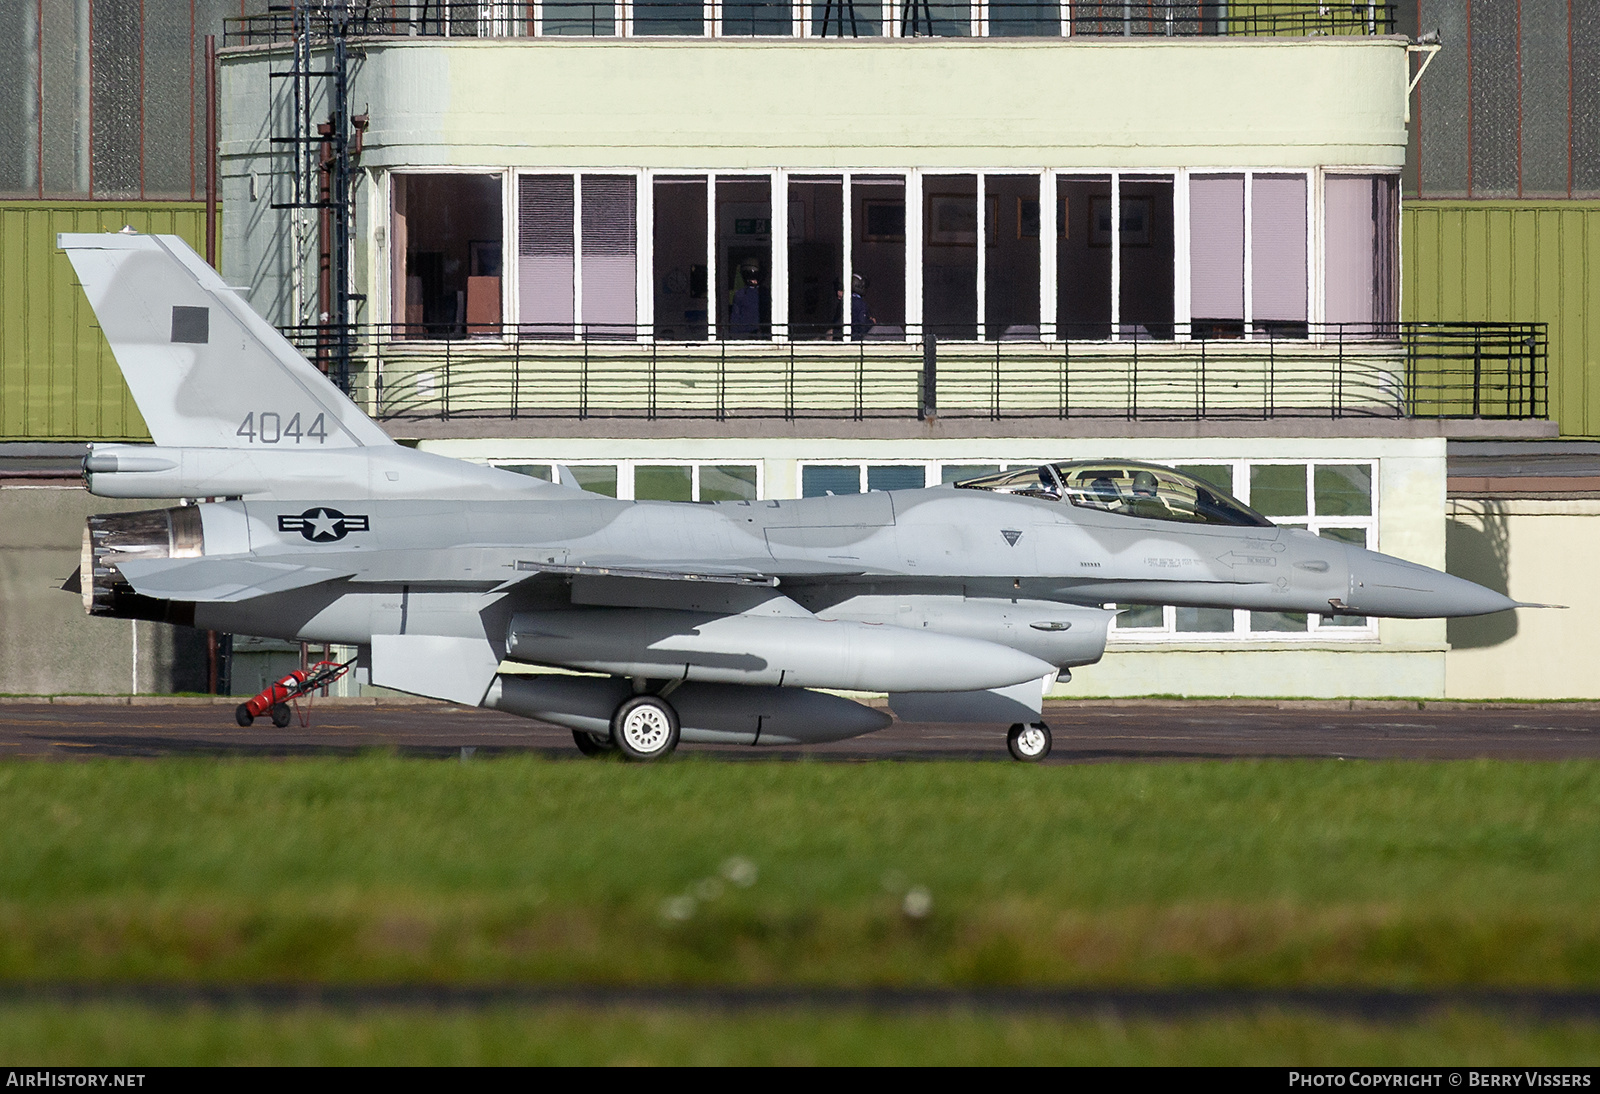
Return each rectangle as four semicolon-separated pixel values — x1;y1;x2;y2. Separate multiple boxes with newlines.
3;1004;1599;1066
1;755;1598;989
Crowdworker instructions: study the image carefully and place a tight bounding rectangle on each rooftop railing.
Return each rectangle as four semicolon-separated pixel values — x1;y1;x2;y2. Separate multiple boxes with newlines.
225;2;1397;46
280;321;1545;424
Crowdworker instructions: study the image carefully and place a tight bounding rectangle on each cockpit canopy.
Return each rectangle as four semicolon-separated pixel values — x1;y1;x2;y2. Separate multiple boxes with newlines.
953;461;1272;528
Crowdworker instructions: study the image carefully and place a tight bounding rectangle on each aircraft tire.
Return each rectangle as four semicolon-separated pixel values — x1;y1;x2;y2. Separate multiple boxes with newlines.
1007;721;1052;762
611;695;680;762
235;704;254;728
572;729;617;757
270;703;293;729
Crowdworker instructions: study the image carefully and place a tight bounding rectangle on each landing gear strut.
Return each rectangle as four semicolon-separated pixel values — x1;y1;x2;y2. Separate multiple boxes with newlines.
610;694;680;761
1007;721;1052;762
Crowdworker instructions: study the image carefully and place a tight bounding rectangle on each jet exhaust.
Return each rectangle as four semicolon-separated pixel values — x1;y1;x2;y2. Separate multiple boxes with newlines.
81;506;202;624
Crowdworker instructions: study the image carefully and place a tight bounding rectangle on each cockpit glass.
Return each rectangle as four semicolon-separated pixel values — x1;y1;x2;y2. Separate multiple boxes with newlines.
953;461;1272;527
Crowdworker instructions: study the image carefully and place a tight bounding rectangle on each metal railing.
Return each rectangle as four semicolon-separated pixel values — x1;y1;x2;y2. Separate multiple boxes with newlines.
279;321;1545;424
225;2;1396;45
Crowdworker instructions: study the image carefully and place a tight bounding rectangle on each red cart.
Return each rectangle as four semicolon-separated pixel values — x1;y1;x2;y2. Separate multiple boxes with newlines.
235;658;354;728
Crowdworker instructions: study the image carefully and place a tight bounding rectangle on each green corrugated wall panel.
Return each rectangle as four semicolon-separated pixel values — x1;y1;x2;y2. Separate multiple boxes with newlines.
0;202;213;441
1404;201;1600;437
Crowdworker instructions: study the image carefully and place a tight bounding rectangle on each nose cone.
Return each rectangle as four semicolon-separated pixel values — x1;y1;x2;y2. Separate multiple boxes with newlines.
1343;546;1517;619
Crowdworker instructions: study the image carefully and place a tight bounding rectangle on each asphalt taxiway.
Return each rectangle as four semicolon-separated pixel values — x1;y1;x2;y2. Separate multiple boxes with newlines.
1;697;1597;761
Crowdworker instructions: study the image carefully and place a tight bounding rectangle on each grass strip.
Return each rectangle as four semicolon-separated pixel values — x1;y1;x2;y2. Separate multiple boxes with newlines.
2;756;1598;987
2;1004;1599;1065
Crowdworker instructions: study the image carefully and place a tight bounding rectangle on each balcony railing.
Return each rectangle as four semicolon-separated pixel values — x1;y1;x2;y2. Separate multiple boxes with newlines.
281;321;1545;424
225;2;1396;45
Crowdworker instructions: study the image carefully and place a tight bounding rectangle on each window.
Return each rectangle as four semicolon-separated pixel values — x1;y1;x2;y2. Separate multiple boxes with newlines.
1324;174;1398;329
717;177;773;338
392;174;504;339
635;0;704;34
1189;171;1309;339
492;461;761;500
653;177;709;340
799;462;935;496
517;174;638;339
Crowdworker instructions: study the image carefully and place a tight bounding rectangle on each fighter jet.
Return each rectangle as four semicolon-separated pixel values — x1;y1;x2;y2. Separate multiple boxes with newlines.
61;232;1525;761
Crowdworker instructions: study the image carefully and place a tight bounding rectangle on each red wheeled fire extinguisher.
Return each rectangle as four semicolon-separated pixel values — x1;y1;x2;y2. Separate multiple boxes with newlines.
235;659;353;728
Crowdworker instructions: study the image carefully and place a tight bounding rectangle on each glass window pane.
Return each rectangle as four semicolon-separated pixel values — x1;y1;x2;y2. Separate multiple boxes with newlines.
803;465;861;497
923;174;978;339
942;463;1001;484
903;0;970;35
499;464;552;481
635;465;694;501
1176;607;1234;633
572;465;618;497
543;1;616;34
1056;175;1111;339
1175;464;1234;494
581;175;637;337
653;177;708;340
867;465;925;492
1251;173;1308;330
1314;464;1373;517
1250;611;1308;633
398;174;504;340
811;0;883;34
718;177;772;339
989;0;1059;36
1118;176;1175;340
635;0;704;34
1115;604;1164;630
1317;526;1369;547
518;174;575;338
1250;464;1307;517
724;0;792;34
789;177;843;340
1189;174;1244;337
1324;174;1398;328
985;175;1041;340
853;177;906;337
701;464;760;502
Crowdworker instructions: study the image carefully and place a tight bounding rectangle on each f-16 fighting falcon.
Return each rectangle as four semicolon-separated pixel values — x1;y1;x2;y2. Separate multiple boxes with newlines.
60;233;1529;761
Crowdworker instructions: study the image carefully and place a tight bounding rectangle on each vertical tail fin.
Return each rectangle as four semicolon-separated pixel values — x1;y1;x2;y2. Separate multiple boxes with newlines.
59;232;391;451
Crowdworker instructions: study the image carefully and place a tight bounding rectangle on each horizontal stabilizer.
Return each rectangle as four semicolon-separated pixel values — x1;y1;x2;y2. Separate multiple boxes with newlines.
115;556;354;602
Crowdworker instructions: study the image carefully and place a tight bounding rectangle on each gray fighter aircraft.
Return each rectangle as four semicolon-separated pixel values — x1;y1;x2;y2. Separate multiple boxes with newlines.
62;232;1524;761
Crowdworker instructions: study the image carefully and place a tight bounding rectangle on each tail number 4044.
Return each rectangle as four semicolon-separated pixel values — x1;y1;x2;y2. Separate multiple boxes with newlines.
237;412;328;445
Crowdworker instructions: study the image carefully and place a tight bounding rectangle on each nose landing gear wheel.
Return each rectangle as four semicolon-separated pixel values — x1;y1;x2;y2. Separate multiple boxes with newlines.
572;729;617;757
611;695;680;761
1007;722;1052;762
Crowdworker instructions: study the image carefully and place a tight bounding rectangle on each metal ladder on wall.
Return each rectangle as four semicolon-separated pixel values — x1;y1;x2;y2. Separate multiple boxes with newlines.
267;2;363;395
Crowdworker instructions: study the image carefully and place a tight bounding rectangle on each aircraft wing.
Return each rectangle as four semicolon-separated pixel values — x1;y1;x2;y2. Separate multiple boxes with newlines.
114;556;356;602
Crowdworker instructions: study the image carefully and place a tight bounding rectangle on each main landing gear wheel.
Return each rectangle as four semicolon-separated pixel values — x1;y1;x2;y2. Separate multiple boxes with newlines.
1007;722;1052;762
270;703;293;729
611;695;680;762
572;729;617;757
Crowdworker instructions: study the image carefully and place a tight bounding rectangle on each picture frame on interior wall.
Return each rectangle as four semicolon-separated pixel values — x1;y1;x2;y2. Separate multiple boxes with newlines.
927;194;1000;246
469;239;502;277
862;200;906;242
1017;196;1069;240
1088;196;1151;248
